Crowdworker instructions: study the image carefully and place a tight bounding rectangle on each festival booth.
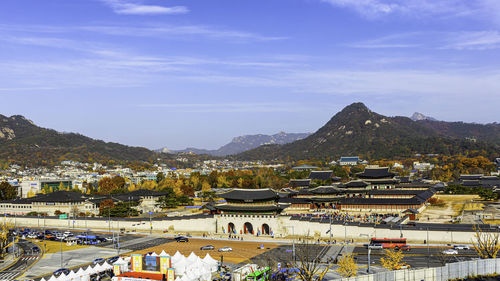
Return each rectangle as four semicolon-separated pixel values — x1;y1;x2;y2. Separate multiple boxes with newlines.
112;251;218;281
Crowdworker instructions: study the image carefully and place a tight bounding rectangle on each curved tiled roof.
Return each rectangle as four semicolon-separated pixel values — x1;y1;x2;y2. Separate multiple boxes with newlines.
219;188;278;201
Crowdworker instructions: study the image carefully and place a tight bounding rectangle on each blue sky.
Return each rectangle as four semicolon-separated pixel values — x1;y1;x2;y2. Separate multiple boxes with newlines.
1;0;500;150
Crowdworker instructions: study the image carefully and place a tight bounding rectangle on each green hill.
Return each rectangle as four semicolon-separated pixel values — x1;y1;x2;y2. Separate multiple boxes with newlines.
236;103;500;160
0;115;158;166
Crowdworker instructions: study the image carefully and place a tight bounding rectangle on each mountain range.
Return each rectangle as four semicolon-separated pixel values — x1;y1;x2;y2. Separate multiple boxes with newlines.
235;103;500;160
2;103;499;165
0;114;159;166
157;132;311;156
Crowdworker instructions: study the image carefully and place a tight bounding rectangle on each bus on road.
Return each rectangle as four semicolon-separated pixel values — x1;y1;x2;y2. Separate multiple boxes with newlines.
370;238;407;249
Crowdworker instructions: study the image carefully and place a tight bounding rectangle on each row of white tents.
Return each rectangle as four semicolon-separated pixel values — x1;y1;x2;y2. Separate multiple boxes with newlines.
39;261;114;281
38;251;219;281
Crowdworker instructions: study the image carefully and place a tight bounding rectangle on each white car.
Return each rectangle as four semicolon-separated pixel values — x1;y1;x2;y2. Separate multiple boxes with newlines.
453;245;470;250
218;247;233;252
27;233;38;239
442;249;458;255
368;244;383;249
63;231;73;237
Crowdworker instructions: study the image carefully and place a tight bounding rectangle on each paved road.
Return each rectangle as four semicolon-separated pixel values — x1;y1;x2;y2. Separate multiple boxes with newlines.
352;246;478;269
0;240;41;281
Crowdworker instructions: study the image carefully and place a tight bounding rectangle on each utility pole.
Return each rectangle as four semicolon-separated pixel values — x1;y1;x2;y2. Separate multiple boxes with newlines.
367;248;371;273
60;233;63;268
329;215;332;243
427;228;430;268
117;219;120;255
149;211;153;235
108;208;111;234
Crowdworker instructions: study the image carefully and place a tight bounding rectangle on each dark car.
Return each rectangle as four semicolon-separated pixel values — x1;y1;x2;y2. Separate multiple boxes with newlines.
53;268;70;277
107;256;119;264
32;246;41;253
175;236;189;242
200;245;215;250
93;258;105;264
95;236;107;243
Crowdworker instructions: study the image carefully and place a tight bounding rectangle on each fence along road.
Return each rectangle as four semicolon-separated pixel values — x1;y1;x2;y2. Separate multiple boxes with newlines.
335;258;500;281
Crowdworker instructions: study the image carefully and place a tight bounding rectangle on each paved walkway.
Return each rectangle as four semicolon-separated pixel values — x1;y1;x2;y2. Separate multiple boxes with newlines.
0;253;17;272
22;246;119;279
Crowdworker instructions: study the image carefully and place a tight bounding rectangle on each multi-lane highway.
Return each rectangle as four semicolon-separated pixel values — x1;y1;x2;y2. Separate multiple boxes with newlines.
0;239;41;281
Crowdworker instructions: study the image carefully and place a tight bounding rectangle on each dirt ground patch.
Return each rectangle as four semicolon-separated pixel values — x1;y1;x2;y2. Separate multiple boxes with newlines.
133;238;279;264
418;195;479;223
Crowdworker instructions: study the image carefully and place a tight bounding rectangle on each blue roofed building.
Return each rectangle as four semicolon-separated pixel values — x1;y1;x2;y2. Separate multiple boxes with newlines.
338;156;360;166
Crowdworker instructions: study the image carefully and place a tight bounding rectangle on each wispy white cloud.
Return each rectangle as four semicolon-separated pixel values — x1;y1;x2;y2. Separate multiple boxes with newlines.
348;31;500;50
137;102;314;113
99;0;188;15
79;24;287;41
0;23;286;42
320;0;476;19
441;31;500;50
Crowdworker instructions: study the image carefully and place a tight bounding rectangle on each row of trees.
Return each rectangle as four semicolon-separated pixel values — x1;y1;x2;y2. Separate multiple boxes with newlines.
444;184;498;200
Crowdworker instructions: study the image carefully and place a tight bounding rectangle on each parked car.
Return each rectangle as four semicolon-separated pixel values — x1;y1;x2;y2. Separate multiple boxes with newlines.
453;245;470;250
32;246;41;253
63;231;73;237
175;236;189;242
442;249;458;255
93;258;105;264
200;245;215;250
53;268;70;277
27;233;38;239
107;256;120;264
218;247;232;252
396;245;411;251
368;244;383;249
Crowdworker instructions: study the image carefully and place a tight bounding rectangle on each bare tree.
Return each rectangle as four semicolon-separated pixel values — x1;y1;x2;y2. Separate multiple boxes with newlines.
472;225;500;259
288;237;333;281
435;249;456;266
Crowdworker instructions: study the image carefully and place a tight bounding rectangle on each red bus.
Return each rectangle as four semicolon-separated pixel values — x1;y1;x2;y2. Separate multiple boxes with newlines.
370;238;407;249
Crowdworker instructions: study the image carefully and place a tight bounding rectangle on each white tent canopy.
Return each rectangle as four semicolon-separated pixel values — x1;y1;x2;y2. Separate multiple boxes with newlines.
160;250;168;256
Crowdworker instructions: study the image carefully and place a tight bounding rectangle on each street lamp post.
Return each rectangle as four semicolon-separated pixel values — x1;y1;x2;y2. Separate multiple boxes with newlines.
427;228;430;268
329;215;332;243
149;211;153;235
285;225;295;262
359;233;372;273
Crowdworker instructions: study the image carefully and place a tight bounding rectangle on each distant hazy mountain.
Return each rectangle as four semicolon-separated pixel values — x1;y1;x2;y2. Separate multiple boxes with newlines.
0;114;159;166
411;112;437;121
236;103;500;160
158;132;311;156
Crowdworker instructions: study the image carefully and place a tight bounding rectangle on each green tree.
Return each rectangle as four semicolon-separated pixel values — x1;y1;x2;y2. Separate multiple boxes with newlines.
0;181;17;200
156;172;165;183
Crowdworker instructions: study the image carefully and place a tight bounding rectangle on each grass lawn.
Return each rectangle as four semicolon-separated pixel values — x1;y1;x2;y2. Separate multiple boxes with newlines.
30;239;89;254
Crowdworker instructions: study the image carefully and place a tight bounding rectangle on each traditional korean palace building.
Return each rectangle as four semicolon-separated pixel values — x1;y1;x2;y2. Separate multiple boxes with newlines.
214;188;287;215
355;166;398;189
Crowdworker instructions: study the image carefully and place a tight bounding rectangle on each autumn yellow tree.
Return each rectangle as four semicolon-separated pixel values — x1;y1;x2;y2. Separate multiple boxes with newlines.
201;181;212;193
128;183;138;192
0;222;13;259
380;249;408;270
473;225;500;259
26;189;36;198
336;254;359;278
